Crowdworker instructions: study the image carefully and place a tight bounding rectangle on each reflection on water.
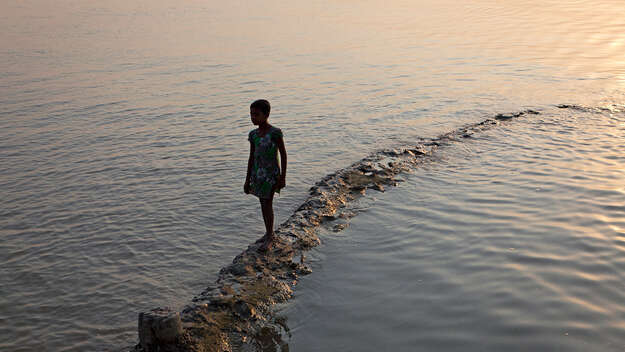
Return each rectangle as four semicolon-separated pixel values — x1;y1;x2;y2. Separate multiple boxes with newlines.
0;0;624;350
283;107;625;351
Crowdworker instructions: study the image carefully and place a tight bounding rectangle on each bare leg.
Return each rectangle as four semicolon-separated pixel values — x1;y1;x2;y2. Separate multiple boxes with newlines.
258;193;275;251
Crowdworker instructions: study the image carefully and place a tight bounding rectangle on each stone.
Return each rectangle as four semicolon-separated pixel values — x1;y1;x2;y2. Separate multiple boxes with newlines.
409;146;427;155
296;264;312;275
138;308;183;351
233;301;257;319
495;113;514;120
370;183;384;192
332;223;349;232
229;263;253;276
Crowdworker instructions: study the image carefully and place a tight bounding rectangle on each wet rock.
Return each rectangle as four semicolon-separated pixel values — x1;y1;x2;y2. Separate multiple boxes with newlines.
233;301;257;320
332;223;349;232
370;183;385;192
295;264;312;275
409;146;427;155
304;198;324;209
494;110;538;121
382;148;418;157
357;163;376;173
254;326;288;352
221;285;236;296
210;294;236;307
495;113;515;120
476;119;497;127
138;308;183;351
296;235;321;249
229;263;254;276
309;185;321;195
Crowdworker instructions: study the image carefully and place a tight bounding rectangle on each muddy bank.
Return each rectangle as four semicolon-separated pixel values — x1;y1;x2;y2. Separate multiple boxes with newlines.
132;109;540;352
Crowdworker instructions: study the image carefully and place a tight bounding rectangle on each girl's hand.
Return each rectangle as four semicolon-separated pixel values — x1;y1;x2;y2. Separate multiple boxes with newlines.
244;181;250;194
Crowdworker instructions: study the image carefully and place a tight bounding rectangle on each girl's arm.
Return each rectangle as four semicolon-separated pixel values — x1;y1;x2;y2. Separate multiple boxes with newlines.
277;136;287;189
244;141;254;193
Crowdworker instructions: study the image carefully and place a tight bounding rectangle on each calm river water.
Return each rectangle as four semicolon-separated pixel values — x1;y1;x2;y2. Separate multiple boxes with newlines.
283;107;625;351
1;0;624;351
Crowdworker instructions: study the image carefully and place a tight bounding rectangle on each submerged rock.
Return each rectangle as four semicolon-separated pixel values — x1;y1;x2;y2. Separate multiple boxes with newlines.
138;308;184;351
332;223;349;232
495;109;540;121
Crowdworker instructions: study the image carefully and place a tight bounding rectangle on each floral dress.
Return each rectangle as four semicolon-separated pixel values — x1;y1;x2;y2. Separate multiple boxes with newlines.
248;126;283;199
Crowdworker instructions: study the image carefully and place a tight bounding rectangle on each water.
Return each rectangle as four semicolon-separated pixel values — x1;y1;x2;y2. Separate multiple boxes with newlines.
0;0;624;351
282;108;625;351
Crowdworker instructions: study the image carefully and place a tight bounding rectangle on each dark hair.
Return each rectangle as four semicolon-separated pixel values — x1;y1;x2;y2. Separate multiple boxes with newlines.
250;99;271;117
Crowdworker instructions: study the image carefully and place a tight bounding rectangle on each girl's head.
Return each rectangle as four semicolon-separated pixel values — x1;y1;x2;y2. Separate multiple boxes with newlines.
250;99;271;125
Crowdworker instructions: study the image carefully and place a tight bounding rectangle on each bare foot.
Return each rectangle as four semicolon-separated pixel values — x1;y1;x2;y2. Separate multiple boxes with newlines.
258;233;275;252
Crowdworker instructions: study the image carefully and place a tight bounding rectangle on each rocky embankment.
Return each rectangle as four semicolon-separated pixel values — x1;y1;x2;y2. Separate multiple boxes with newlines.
132;110;539;352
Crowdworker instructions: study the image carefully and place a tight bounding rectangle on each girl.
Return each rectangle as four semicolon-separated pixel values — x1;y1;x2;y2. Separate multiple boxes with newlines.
244;99;287;252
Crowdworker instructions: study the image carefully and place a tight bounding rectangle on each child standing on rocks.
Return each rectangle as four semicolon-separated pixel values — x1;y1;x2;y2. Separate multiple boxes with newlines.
244;99;287;252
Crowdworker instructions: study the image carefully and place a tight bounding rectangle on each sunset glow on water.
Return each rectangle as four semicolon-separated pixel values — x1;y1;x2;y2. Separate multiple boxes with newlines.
1;1;624;351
